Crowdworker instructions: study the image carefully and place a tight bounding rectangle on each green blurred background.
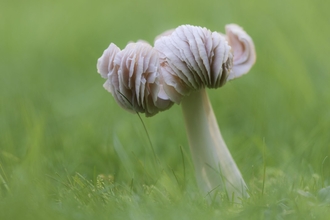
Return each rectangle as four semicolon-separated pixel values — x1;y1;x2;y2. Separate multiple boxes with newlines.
1;0;330;219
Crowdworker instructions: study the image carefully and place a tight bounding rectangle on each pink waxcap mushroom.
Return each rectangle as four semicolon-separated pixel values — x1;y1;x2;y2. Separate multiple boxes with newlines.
97;41;173;117
155;25;233;104
225;24;256;81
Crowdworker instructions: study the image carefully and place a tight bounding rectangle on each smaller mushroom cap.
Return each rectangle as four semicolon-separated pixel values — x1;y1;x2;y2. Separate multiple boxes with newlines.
97;42;173;117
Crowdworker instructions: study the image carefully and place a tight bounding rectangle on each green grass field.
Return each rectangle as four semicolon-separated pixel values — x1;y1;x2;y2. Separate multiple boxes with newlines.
1;0;330;219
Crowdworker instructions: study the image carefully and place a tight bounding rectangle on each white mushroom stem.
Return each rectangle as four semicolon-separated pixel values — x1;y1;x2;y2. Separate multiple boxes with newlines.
181;88;247;202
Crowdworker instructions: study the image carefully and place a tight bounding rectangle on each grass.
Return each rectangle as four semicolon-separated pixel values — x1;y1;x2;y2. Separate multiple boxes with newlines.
1;0;330;219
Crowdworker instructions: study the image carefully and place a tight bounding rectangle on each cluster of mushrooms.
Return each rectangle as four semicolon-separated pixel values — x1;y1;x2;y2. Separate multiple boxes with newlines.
97;24;256;202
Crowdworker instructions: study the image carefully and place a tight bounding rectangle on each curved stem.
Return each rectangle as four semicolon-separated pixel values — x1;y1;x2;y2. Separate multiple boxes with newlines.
181;89;247;202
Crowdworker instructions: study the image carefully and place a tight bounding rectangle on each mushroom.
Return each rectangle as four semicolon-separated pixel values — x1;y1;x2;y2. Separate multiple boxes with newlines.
97;41;173;116
154;24;256;201
96;24;256;202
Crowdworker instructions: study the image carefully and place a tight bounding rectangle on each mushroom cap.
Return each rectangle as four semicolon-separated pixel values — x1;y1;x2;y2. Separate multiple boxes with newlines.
97;24;256;113
225;24;256;81
97;42;173;117
154;25;233;104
